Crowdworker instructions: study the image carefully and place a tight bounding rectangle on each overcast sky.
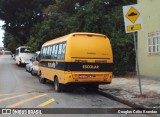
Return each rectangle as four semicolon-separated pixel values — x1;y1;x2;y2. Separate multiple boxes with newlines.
0;20;4;47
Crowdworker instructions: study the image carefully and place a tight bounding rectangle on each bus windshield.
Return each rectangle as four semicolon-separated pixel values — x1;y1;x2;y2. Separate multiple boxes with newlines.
20;48;30;53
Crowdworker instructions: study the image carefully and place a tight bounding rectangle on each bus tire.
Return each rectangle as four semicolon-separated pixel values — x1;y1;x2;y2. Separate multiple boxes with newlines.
54;77;63;92
39;76;46;84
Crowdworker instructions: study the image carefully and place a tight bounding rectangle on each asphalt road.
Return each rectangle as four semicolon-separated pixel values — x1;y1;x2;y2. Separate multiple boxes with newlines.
0;55;152;117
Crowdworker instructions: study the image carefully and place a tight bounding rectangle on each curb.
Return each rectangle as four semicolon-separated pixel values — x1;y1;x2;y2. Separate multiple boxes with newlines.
98;88;150;109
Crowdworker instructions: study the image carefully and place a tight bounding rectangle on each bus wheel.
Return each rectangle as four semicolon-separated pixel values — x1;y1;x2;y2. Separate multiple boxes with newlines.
54;77;63;92
85;85;99;92
39;76;46;84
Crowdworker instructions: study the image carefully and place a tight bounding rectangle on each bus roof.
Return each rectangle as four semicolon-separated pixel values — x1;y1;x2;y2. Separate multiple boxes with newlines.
16;46;29;49
42;32;107;47
71;32;106;37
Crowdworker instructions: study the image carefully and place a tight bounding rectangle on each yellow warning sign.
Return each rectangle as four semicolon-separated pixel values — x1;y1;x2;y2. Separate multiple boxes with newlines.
125;7;140;23
123;4;142;33
127;24;141;32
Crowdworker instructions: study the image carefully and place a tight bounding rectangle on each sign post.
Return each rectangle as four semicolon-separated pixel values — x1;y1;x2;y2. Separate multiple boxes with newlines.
123;4;143;96
133;32;142;95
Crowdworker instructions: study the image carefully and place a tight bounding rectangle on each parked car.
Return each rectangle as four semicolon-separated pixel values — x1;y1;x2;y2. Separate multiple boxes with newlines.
30;61;39;76
25;51;40;76
25;60;33;72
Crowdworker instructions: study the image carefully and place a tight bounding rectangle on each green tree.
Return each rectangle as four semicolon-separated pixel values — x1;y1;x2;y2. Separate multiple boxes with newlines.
28;2;69;51
3;32;20;53
0;0;53;45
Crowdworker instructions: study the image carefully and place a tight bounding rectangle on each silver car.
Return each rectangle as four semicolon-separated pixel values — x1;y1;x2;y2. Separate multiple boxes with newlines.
25;61;33;72
30;61;39;76
26;51;40;76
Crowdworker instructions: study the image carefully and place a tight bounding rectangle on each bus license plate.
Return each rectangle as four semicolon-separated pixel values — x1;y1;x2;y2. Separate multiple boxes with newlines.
79;74;88;78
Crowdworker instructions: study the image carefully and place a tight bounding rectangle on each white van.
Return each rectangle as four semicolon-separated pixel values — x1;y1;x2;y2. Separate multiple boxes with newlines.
15;46;35;66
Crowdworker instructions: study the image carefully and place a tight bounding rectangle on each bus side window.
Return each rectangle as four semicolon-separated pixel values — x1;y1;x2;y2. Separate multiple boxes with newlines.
54;44;59;59
51;45;55;59
57;44;62;60
40;48;43;59
61;43;66;59
42;48;44;58
46;46;51;59
43;47;47;59
57;42;66;60
47;46;50;55
49;45;53;56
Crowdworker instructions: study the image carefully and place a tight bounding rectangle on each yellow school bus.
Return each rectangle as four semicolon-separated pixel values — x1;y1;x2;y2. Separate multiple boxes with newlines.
39;32;113;92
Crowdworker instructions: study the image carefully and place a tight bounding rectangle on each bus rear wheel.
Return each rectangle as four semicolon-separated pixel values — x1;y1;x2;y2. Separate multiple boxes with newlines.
54;77;63;92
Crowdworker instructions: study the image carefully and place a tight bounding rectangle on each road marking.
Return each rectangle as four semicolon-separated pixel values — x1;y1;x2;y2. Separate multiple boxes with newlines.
0;94;13;96
37;98;55;107
0;94;28;102
7;94;47;108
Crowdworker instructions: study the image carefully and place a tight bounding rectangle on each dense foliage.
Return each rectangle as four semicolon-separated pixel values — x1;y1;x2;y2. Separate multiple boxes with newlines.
0;0;137;75
0;0;53;49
